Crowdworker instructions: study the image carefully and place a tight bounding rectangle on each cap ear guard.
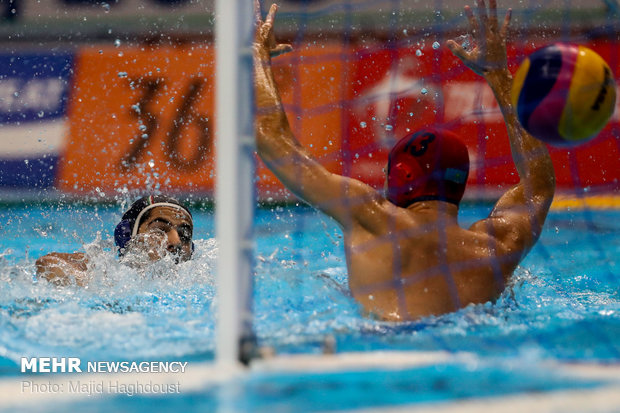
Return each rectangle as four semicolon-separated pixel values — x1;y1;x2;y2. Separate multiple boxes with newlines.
387;161;421;205
114;219;134;255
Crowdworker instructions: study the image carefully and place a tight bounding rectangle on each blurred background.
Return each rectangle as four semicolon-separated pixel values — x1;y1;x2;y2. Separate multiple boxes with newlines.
0;0;618;202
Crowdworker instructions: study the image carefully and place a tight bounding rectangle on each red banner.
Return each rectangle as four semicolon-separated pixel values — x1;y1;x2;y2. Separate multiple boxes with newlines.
345;40;620;192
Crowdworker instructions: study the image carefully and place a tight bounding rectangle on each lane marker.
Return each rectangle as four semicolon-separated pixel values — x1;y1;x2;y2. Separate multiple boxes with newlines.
551;194;620;210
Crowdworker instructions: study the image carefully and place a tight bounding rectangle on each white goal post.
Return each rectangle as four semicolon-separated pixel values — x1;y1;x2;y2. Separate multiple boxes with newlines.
215;0;256;368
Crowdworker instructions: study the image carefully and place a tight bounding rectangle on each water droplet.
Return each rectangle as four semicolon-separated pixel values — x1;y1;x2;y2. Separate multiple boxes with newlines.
415;49;423;57
139;124;147;131
359;121;367;128
117;71;128;78
131;104;140;113
114;39;121;47
385;124;393;131
421;88;428;95
402;29;408;35
148;159;155;168
102;3;110;12
37;111;44;118
432;41;440;50
456;34;472;51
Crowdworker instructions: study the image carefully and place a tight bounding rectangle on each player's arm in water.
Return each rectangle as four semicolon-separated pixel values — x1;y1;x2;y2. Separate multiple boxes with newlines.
254;3;392;231
447;0;556;264
35;252;90;287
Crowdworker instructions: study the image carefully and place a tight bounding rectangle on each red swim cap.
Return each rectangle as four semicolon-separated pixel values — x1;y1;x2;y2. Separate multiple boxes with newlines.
387;128;469;208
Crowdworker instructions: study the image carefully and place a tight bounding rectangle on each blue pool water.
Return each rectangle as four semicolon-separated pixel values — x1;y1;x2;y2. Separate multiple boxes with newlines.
42;363;603;413
0;200;618;410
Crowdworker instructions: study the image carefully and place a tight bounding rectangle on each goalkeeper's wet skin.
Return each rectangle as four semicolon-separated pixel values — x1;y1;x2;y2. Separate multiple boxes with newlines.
254;1;555;320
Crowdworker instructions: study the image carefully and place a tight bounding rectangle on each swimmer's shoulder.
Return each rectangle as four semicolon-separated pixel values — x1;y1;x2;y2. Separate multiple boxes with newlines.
460;220;527;274
36;252;90;287
350;198;413;236
467;212;533;257
36;252;89;266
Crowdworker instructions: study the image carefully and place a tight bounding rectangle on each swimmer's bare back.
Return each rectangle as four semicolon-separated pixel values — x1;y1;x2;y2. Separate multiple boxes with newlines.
342;197;547;321
254;1;554;321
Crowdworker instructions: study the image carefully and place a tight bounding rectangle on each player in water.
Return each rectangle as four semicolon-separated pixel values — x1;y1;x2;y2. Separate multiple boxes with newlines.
35;195;194;286
254;0;555;320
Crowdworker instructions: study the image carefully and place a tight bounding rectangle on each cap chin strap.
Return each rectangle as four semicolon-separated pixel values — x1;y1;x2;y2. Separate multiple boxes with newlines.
131;202;193;237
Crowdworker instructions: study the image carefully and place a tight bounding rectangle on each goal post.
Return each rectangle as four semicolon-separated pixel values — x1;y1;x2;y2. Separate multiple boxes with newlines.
215;0;256;368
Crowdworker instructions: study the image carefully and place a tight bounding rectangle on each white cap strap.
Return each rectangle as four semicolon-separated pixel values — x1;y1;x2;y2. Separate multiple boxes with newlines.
131;202;193;237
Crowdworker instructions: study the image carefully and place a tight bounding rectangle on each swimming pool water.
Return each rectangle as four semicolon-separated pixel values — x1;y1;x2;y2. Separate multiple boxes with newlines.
40;362;604;413
0;201;618;410
254;204;620;362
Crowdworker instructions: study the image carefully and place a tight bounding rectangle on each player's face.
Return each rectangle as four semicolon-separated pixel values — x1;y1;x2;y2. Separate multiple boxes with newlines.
136;206;193;263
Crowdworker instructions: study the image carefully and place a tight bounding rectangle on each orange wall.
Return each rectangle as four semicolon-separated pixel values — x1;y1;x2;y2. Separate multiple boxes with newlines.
58;45;217;194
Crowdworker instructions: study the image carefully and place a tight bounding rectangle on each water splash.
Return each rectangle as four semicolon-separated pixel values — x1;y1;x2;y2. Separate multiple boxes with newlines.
0;237;218;362
455;34;474;51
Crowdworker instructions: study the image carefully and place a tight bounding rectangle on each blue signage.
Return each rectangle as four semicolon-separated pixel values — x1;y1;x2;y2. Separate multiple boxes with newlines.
0;52;74;124
0;52;75;188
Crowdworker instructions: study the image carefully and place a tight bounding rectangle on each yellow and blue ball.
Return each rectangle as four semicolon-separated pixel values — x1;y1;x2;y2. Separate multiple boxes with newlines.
512;43;616;147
